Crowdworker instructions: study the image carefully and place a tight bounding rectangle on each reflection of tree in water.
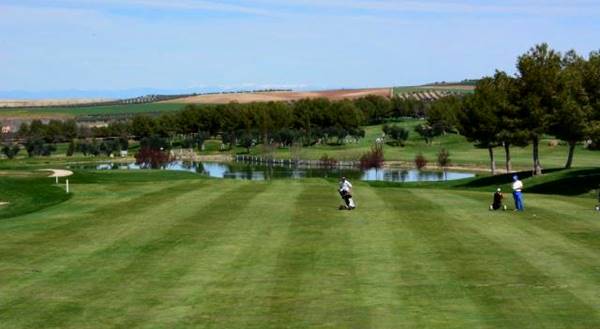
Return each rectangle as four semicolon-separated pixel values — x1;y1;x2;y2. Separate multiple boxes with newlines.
400;170;408;182
194;162;205;175
387;170;404;182
264;163;275;180
181;161;194;170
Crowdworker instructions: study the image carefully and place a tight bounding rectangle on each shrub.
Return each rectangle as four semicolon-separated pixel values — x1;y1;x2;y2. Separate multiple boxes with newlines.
1;144;20;159
135;148;173;169
135;135;173;168
415;153;427;170
319;154;338;168
66;140;75;156
360;143;384;170
437;148;451;168
25;138;56;157
382;124;409;146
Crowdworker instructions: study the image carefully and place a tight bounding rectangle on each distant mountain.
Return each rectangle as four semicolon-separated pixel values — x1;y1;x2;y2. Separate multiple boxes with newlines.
0;88;213;100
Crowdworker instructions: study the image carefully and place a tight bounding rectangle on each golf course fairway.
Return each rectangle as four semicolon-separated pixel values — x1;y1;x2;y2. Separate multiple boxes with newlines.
1;170;599;328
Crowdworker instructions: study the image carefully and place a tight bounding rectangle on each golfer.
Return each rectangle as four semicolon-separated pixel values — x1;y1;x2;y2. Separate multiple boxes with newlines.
339;176;356;210
512;175;524;211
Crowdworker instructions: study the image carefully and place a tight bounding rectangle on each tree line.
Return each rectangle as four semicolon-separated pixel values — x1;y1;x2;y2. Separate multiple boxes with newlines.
441;43;600;175
5;95;435;158
3;43;598;172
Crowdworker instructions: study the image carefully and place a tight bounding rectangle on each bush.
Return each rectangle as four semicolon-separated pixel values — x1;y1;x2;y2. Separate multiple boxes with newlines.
360;143;384;170
135;148;173;169
1;144;20;159
414;123;442;144
319;154;338;168
66;140;75;156
437;148;451;168
415;153;428;170
382;124;409;146
76;139;101;156
25;138;56;157
140;135;170;151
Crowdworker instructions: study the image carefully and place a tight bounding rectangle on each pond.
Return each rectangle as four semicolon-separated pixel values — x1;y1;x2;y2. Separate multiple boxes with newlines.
70;161;475;183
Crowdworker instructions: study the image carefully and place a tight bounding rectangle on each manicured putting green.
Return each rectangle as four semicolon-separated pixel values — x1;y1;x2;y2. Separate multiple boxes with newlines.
0;172;599;328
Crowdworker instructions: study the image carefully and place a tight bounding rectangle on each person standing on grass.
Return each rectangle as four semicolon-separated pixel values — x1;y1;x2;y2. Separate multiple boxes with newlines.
512;175;525;211
339;176;356;210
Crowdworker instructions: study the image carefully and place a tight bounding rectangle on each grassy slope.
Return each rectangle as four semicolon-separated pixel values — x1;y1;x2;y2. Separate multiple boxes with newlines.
1;170;599;328
0;174;71;219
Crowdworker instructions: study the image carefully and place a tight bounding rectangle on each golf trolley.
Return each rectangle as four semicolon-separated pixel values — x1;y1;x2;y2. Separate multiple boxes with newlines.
596;187;600;212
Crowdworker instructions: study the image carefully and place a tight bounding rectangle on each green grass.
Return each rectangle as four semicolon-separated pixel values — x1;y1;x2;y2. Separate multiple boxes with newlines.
0;173;71;219
1;119;599;171
247;122;600;170
1;169;599;328
0;103;186;118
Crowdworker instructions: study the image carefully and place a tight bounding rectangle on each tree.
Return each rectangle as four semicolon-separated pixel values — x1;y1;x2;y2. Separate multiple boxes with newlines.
1;144;20;159
66;140;76;156
131;115;156;139
239;132;256;153
492;71;528;173
426;96;461;135
583;51;600;150
516;43;562;175
414;123;442;144
549;50;592;168
25;138;56;157
382;124;409;146
458;87;500;175
437;148;451;172
354;95;391;124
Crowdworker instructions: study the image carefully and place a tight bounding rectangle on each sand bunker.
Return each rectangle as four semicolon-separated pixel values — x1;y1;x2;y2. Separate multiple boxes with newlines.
39;169;74;178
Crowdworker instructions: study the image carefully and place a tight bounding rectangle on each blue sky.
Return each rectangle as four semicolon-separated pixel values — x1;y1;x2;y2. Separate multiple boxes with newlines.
1;0;599;98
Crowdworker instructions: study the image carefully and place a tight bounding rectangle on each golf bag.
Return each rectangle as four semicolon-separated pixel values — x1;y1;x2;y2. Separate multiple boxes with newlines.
489;191;507;211
339;190;356;210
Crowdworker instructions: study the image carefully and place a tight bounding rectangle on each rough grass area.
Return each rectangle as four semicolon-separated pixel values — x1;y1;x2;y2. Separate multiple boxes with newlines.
1;170;599;328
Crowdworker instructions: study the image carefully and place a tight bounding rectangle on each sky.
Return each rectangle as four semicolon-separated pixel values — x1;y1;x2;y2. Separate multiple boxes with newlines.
0;0;599;98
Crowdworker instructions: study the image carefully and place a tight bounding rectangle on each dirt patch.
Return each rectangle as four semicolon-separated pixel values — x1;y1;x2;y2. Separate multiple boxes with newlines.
0;98;111;108
161;88;392;104
0;202;9;206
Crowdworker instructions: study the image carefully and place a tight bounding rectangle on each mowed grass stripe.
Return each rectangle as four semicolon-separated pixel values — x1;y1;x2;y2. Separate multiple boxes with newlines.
0;179;241;328
0;180;214;281
90;182;273;329
426;190;600;317
0;180;206;255
405;189;600;328
519;195;600;251
161;180;305;329
268;180;370;329
350;185;489;328
64;182;263;329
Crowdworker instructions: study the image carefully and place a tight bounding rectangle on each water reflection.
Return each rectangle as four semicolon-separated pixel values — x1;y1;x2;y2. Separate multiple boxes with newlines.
77;161;475;183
